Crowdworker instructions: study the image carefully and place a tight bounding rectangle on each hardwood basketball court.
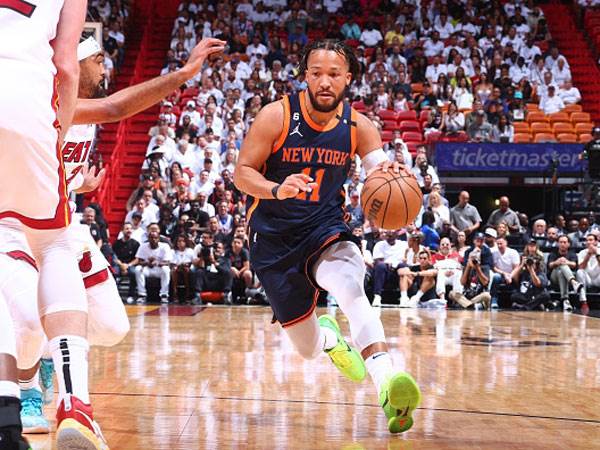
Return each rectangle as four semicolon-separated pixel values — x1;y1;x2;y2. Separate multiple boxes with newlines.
28;306;600;449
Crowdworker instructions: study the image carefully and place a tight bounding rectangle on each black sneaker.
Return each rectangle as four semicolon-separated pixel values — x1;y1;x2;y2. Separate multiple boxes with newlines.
0;396;31;450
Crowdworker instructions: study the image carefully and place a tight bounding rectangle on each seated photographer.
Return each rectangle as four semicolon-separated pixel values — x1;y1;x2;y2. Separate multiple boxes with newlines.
547;235;582;312
490;237;520;309
431;237;463;301
449;235;491;308
171;235;195;303
510;252;550;311
576;233;600;311
397;250;437;308
372;230;407;307
193;235;234;304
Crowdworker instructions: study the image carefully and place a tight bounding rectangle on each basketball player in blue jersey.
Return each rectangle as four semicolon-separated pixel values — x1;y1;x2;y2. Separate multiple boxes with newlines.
235;40;421;433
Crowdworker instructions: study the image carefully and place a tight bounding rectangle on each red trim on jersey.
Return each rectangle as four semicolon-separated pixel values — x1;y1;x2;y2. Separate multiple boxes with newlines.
83;268;110;289
4;250;38;271
0;76;71;229
0;0;36;17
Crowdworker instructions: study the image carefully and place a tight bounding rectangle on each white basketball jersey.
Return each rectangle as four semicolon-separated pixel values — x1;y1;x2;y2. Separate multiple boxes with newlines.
0;0;64;137
0;219;30;254
63;124;97;192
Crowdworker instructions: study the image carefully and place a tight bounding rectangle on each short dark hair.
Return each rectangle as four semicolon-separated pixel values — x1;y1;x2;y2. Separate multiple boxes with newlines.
299;39;361;81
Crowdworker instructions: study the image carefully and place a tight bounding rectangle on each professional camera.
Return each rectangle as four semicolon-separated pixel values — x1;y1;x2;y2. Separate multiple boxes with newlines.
525;256;535;266
470;249;481;265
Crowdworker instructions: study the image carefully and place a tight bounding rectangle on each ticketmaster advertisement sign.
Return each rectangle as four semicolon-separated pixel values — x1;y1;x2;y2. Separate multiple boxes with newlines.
435;143;585;174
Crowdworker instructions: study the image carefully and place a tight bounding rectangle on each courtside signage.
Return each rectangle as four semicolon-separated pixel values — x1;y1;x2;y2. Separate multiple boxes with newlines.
435;143;584;174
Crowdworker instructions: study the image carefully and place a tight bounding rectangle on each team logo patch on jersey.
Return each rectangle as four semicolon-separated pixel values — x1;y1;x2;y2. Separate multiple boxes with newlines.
79;250;92;273
289;123;303;138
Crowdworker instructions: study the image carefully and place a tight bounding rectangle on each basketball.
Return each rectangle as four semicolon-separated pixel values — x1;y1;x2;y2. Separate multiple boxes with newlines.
360;168;423;229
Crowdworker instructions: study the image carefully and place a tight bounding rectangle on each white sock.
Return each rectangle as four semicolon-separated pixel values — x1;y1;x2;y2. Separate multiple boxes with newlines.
48;335;90;405
413;291;424;301
0;381;20;399
365;352;394;394
19;371;41;392
320;326;338;351
400;291;408;299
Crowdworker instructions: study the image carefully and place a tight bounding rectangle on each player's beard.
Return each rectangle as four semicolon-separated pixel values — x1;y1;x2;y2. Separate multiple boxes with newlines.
92;78;107;99
307;87;345;113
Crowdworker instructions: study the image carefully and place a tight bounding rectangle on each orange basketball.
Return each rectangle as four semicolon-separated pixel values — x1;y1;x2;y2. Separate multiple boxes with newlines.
360;168;423;229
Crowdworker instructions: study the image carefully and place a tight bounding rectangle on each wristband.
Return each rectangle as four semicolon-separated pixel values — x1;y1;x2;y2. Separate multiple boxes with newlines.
271;184;280;200
361;148;388;173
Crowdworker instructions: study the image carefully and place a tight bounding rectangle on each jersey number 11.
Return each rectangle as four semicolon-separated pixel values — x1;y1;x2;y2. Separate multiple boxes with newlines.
297;167;324;202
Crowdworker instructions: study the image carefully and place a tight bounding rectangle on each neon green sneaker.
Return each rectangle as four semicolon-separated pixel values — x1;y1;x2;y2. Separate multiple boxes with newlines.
379;372;421;433
318;314;366;382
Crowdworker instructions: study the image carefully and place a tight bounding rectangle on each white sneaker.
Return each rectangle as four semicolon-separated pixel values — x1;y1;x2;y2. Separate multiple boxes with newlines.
406;295;420;308
372;294;382;307
399;296;411;308
563;299;573;312
126;296;134;304
136;296;146;304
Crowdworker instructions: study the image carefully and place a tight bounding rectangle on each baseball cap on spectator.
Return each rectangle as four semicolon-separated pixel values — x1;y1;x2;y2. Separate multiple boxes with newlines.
527;238;538;245
476;110;486;117
186;100;195;108
175;178;189;187
141;173;152;181
350;190;359;198
163;101;173;107
484;228;497;238
473;232;485;240
394;138;404;145
132;211;143;219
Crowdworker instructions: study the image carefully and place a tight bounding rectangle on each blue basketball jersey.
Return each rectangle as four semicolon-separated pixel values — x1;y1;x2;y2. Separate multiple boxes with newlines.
247;91;358;235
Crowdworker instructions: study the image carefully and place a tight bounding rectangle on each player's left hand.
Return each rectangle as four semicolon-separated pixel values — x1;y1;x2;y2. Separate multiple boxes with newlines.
184;38;227;76
78;161;106;193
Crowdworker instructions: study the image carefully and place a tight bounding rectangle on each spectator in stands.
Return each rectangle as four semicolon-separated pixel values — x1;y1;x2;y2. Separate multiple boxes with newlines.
484;227;498;253
413;82;437;111
467;110;497;142
112;222;140;304
547;235;582;312
359;21;383;47
455;230;468;258
427;191;450;230
412;153;440;186
542;226;560;251
568;217;590;250
486;196;520;233
450;191;482;239
531;219;548;245
371;230;407;307
133;227;173;304
432;237;463;301
420;211;440;251
127;173;166;210
228;236;252;303
576;234;600;311
397;250;437;307
347;191;364;228
341;18;361;40
491;236;520;309
558;80;581;105
510;246;550;311
441;102;465;136
494;114;514;143
170;235;195;303
540;86;565;115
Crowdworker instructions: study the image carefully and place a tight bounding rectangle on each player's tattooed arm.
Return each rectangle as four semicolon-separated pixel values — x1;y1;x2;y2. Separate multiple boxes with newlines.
73;38;226;125
235;101;317;200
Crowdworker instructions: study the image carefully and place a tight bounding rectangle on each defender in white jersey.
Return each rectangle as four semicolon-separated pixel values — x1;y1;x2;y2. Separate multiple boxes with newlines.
10;35;226;444
0;2;87;449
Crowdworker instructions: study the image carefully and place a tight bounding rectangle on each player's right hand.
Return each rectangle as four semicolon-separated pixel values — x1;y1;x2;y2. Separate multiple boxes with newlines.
184;38;227;76
276;173;319;199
